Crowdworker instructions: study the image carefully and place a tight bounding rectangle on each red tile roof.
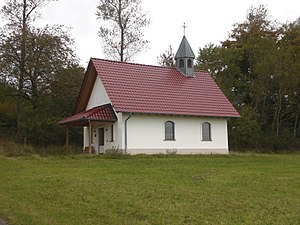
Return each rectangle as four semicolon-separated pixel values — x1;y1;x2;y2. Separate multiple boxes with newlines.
58;104;117;126
91;59;240;118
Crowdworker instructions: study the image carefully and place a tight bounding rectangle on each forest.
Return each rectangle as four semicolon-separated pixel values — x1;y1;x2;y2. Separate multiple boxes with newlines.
196;6;300;150
0;0;84;147
0;1;299;151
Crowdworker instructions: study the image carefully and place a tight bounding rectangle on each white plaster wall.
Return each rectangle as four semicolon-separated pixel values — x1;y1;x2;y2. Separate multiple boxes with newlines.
115;113;124;150
83;76;111;150
96;113;123;152
83;127;89;149
83;113;229;154
92;126;99;152
125;114;229;154
86;76;111;110
83;126;98;153
82;113;123;153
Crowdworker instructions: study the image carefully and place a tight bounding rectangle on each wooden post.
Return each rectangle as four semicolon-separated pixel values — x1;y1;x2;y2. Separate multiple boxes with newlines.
88;122;92;155
66;126;70;155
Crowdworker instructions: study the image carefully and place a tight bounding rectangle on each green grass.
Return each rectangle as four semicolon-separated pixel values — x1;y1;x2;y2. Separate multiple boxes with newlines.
0;153;299;225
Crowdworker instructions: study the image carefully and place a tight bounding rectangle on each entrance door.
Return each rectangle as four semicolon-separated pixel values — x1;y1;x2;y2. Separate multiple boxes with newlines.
99;128;105;153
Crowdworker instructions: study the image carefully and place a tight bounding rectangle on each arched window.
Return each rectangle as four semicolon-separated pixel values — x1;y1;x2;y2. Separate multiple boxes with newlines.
187;59;192;68
202;122;211;141
165;121;175;140
179;59;184;68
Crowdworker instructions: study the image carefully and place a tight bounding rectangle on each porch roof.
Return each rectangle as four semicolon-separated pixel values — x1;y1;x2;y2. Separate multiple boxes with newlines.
58;103;117;126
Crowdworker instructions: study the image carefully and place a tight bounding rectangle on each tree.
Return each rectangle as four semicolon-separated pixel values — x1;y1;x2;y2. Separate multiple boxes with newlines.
0;23;77;119
0;82;17;135
197;5;300;150
221;5;279;133
157;45;175;67
23;65;84;145
96;0;150;62
0;0;56;133
196;43;244;106
50;65;84;119
228;106;262;149
0;0;81;145
278;19;300;138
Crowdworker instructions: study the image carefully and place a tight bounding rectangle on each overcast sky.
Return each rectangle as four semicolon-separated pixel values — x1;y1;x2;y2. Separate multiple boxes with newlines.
0;0;299;66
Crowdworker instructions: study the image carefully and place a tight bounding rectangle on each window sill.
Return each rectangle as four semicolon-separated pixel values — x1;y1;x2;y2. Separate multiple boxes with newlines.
164;139;176;141
202;139;212;142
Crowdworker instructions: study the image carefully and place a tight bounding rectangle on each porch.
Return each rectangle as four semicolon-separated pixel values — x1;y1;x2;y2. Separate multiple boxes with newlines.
58;104;117;154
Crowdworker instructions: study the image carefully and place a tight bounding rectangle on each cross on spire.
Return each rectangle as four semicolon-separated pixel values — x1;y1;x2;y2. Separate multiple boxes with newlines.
183;22;187;36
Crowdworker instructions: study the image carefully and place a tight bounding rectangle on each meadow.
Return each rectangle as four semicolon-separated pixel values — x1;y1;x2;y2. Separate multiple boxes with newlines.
0;153;299;225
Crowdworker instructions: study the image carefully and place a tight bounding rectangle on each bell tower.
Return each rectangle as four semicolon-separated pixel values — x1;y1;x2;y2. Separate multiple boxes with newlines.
175;26;195;77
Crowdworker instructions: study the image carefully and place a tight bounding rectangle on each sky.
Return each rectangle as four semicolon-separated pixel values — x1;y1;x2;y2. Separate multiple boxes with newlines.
0;0;299;67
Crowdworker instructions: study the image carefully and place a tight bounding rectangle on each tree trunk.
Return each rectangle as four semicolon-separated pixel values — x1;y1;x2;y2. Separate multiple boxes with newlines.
294;109;299;138
273;88;283;137
17;0;27;133
120;29;124;62
117;0;124;62
276;95;282;137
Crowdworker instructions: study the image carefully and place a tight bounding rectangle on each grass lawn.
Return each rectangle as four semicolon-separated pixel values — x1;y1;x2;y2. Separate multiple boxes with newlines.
0;153;299;225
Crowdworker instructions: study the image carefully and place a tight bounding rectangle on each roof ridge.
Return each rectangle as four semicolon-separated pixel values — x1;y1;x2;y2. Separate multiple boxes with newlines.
91;58;210;75
82;103;111;118
90;58;177;71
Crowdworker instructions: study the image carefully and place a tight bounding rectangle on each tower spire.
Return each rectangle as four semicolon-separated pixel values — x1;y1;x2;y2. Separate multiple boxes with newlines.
175;34;195;77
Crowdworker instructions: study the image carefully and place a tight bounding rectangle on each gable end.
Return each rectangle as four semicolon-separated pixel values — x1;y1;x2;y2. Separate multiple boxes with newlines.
73;60;98;114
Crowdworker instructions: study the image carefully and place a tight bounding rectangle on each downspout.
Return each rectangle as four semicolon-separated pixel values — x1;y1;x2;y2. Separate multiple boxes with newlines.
124;112;132;154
